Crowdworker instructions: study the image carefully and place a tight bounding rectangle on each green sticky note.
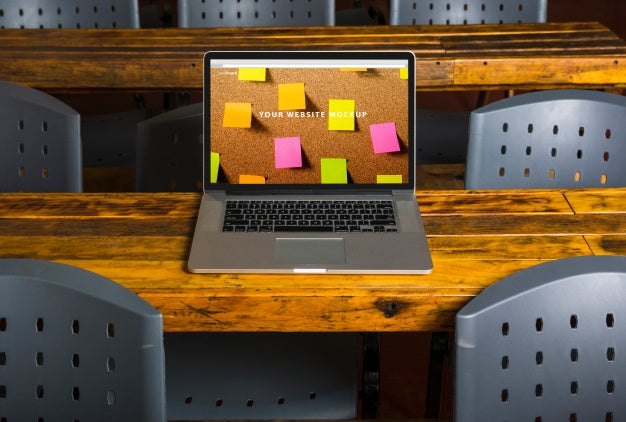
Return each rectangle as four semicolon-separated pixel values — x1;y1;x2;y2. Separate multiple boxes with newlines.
328;99;355;131
377;174;403;184
321;158;347;184
238;68;266;81
210;152;220;183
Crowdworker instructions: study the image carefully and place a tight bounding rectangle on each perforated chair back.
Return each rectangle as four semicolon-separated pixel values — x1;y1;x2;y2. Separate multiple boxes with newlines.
455;255;626;421
465;89;626;189
135;103;203;192
0;259;166;422
0;81;82;192
389;0;547;25
178;0;335;27
165;332;359;420
0;0;139;28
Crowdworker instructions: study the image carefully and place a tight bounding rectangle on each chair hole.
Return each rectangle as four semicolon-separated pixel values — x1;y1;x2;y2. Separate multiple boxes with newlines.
570;413;577;422
607;347;615;361
577;149;583;159
607;313;614;327
42;168;49;180
549;169;555;179
501;355;509;369
246;399;254;407
527;123;533;133
570;348;579;362
523;168;530;178
536;351;543;365
604;152;610;162
535;318;543;332
215;398;223;407
607;411;614;422
277;396;285;405
570;381;578;395
36;384;44;399
601;174;607;185
605;129;612;139
107;357;116;372
574;171;581;182
551;147;557;157
36;318;44;332
106;323;115;338
42;121;48;132
502;322;509;335
499;167;506;177
19;166;25;177
106;390;116;406
501;145;507;154
72;320;80;334
18;120;24;130
36;352;44;366
607;380;615;394
578;126;585;136
0;317;6;331
0;352;5;365
535;383;543;397
501;388;509;402
184;395;193;404
309;392;317;400
536;417;543;422
42;145;48;156
18;143;25;154
72;354;80;368
72;386;80;401
553;125;559;135
0;385;6;398
502;122;509;132
525;146;532;156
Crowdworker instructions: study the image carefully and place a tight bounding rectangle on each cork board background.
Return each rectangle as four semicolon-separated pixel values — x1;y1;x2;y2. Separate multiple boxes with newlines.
210;67;409;184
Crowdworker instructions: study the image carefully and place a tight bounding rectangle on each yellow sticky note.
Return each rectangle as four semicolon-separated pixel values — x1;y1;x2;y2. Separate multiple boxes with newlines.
321;158;348;184
278;83;306;110
377;174;403;184
328;99;355;131
210;152;220;183
222;102;252;128
239;174;265;184
238;68;266;81
400;68;408;79
340;68;367;72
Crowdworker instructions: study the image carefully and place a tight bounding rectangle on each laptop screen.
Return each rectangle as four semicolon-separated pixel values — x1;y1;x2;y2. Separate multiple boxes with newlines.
204;51;415;191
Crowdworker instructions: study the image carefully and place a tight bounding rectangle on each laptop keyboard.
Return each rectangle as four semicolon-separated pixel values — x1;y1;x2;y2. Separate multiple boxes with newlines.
222;200;397;233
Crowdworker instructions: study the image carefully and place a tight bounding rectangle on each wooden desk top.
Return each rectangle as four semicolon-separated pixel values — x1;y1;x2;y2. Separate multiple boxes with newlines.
0;22;624;92
1;188;624;333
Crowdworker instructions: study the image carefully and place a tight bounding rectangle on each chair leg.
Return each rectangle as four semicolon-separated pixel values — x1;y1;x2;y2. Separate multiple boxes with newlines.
424;332;450;418
361;333;380;418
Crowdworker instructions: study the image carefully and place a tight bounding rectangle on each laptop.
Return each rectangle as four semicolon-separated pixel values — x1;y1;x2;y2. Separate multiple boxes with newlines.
188;50;432;274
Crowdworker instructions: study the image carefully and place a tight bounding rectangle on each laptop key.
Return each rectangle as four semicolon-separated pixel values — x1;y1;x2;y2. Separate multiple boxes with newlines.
274;225;333;232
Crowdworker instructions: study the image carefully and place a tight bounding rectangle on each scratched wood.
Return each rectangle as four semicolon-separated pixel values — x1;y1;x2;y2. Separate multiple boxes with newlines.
0;22;624;92
0;188;624;332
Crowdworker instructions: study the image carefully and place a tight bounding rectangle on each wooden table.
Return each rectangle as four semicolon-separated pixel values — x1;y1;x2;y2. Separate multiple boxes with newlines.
1;188;624;333
0;22;625;92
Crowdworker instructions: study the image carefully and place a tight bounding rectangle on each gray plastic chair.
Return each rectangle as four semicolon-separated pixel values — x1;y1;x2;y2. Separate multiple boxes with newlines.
165;332;359;420
0;0;139;28
0;259;165;421
135;102;203;192
455;255;626;421
0;81;82;192
178;0;335;27
389;0;547;25
465;89;626;189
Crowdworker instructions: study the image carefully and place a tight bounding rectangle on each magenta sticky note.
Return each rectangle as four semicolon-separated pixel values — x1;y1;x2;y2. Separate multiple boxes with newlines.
274;136;303;168
370;122;401;154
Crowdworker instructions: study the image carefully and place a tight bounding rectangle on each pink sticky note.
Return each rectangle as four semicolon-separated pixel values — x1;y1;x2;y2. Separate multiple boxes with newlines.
274;136;302;168
370;122;401;154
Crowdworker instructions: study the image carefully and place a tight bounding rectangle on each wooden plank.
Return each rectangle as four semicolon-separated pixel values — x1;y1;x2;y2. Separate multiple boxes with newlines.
565;189;626;213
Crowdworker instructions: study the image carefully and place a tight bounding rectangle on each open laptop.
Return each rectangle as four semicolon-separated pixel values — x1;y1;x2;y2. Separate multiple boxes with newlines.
188;50;432;274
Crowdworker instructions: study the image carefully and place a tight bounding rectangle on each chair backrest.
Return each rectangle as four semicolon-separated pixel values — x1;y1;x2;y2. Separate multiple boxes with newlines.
465;89;626;189
0;0;139;28
165;332;359;420
389;0;547;25
178;0;335;28
0;259;165;421
455;255;626;421
135;103;203;192
0;81;82;192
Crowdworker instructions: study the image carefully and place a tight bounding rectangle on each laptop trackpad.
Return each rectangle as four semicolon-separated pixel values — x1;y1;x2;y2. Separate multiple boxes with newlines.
275;238;346;265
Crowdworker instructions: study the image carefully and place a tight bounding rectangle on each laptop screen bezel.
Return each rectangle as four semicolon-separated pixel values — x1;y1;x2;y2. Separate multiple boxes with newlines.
203;50;416;193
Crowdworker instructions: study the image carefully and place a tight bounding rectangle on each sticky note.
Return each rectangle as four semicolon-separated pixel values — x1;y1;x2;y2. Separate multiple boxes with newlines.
274;136;302;168
340;68;367;72
239;174;265;184
377;175;403;184
328;99;355;131
222;102;252;128
278;83;306;110
321;158;348;184
210;152;220;183
370;122;401;154
400;68;408;79
238;68;266;81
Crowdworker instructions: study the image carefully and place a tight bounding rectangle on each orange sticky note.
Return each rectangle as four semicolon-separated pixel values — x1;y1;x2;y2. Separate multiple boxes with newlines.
278;83;306;110
238;68;266;81
239;175;265;184
223;102;252;128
